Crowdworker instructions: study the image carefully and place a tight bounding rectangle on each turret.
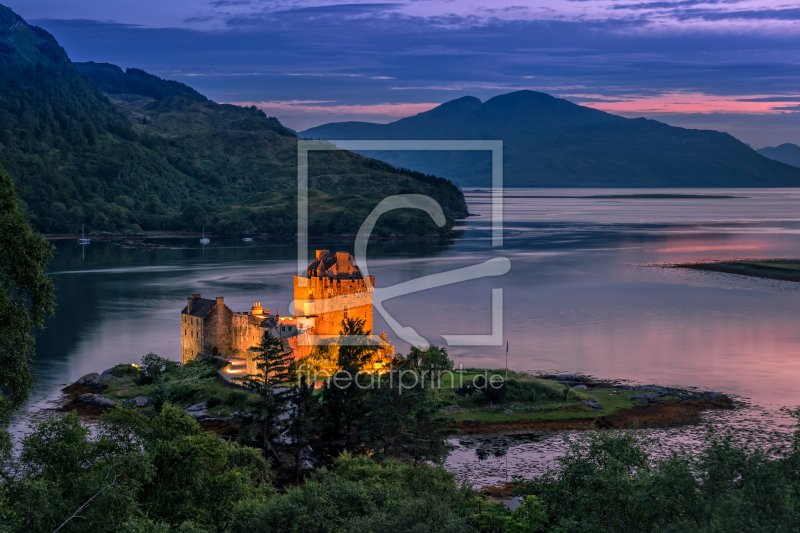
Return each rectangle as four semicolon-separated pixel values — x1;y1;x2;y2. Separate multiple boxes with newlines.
251;302;266;316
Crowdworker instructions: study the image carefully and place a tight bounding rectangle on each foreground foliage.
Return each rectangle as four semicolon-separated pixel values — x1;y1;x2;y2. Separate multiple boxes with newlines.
0;164;54;427
230;454;480;533
477;424;800;533
5;407;800;532
0;409;475;533
3;406;272;533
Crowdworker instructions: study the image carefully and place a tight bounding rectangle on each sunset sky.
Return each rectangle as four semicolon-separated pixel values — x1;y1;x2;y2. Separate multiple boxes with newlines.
16;0;800;147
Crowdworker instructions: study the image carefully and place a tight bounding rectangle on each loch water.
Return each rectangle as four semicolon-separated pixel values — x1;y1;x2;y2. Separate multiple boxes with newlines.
16;188;800;484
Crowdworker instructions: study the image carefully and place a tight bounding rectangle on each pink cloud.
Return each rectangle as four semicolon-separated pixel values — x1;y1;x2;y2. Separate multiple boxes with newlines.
574;92;800;115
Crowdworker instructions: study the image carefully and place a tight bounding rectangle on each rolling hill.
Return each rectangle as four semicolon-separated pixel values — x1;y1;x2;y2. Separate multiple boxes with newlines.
758;144;800;169
0;4;466;236
301;91;800;188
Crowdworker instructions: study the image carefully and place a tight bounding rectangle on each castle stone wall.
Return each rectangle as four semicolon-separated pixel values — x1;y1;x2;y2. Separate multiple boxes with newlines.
231;313;264;355
202;298;234;357
181;314;204;364
294;275;374;338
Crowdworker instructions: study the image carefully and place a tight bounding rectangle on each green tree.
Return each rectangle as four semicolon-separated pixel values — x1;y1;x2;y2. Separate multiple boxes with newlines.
361;377;453;464
238;333;295;462
335;317;377;375
3;406;273;533
228;454;480;533
137;352;177;386
0;164;55;425
318;318;377;457
285;376;318;484
408;345;454;371
508;427;800;533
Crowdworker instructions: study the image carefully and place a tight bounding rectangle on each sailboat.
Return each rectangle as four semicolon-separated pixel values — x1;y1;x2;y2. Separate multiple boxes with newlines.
199;227;210;244
78;224;90;245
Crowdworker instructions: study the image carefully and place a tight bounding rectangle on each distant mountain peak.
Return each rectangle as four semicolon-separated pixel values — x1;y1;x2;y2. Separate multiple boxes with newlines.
417;95;482;119
301;89;800;188
757;143;800;169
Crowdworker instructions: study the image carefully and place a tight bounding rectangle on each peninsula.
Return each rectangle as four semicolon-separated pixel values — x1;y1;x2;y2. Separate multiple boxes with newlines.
672;259;800;282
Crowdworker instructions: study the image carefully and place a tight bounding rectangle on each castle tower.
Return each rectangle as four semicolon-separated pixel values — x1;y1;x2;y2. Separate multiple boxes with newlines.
294;250;374;338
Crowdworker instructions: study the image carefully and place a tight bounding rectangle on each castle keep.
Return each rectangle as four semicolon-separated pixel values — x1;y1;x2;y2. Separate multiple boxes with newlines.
180;250;374;365
293;250;375;339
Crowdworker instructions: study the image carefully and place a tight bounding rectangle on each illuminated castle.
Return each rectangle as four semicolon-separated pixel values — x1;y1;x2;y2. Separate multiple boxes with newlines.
180;250;376;366
293;250;374;339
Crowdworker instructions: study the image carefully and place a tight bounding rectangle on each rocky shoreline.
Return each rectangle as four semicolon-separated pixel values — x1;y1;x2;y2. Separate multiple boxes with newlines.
59;368;246;437
451;374;734;436
57;367;735;440
543;374;730;402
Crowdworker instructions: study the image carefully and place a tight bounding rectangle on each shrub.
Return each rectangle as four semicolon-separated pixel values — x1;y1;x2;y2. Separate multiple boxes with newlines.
138;352;170;385
224;390;249;407
206;394;222;408
228;455;480;533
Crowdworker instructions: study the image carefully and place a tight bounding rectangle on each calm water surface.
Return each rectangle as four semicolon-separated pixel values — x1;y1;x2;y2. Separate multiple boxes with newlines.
16;188;800;483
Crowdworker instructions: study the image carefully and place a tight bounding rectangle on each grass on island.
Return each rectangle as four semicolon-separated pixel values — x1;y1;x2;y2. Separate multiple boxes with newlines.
99;360;260;418
440;379;641;424
676;259;800;282
94;361;648;426
422;368;643;424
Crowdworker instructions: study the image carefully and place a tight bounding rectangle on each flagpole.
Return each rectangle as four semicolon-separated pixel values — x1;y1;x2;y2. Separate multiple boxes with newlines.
505;340;508;381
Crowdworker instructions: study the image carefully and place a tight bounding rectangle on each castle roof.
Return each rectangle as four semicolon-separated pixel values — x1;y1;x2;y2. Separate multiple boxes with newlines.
259;317;278;329
181;297;217;317
303;250;363;279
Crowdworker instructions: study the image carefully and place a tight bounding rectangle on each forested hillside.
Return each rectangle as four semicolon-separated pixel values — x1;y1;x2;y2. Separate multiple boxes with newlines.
0;4;466;236
75;61;210;103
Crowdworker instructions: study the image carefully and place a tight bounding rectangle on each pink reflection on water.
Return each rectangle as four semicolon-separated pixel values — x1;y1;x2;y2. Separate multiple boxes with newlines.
652;243;770;253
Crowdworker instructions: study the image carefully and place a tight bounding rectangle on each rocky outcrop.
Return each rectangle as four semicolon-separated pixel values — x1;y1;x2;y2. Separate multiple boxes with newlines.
613;384;729;404
62;373;109;394
119;396;152;408
75;393;115;408
581;399;602;410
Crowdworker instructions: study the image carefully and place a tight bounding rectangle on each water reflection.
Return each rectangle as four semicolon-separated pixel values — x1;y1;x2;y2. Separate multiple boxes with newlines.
458;433;545;460
27;188;800;411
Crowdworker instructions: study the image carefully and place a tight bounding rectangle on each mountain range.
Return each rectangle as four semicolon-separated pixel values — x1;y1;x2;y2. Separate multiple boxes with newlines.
301;92;800;188
0;4;466;235
757;144;800;170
